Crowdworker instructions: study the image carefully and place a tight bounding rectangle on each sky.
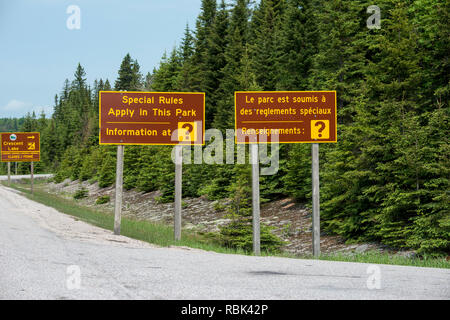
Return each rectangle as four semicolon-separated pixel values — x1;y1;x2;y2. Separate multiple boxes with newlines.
0;0;202;118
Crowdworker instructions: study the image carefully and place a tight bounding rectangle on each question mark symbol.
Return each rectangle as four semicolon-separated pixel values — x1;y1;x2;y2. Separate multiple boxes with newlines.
181;123;193;141
315;121;326;138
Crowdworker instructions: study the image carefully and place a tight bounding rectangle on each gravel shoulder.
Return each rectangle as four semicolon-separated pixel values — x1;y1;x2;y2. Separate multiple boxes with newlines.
0;184;155;249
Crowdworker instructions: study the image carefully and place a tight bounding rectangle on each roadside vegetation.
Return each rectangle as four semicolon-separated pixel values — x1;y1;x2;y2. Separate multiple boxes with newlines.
3;179;449;269
0;0;448;258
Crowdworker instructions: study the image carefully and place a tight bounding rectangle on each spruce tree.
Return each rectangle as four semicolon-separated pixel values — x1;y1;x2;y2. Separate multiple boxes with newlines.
204;0;230;125
214;0;251;130
250;0;285;90
177;24;198;91
275;0;317;90
115;54;142;91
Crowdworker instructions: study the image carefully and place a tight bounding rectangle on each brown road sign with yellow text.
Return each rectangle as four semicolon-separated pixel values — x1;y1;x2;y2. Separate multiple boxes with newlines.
235;91;337;144
99;91;205;145
1;132;40;162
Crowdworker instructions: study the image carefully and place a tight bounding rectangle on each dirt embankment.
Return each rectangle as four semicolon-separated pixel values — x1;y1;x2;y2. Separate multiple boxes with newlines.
44;179;403;256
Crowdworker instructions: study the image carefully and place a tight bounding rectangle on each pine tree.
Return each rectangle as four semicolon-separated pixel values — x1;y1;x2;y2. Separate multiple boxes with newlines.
104;79;112;90
98;151;116;188
275;0;317;90
152;49;181;91
192;0;217;88
307;0;373;240
130;59;143;90
73;63;87;91
177;24;199;91
203;0;230;126
115;54;142;91
214;0;251;130
250;0;285;90
144;72;154;90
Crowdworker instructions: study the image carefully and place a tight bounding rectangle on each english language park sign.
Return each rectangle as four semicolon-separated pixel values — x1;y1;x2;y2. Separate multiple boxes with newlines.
99;91;205;145
235;91;337;144
0;132;40;162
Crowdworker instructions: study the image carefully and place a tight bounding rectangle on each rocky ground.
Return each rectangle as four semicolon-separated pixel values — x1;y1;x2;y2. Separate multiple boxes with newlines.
43;179;411;257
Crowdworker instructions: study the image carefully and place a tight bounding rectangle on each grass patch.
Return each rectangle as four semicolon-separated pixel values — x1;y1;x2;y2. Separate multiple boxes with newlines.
3;180;449;269
312;252;449;269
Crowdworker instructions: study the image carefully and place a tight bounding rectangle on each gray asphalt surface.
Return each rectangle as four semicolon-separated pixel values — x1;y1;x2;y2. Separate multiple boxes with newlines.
0;174;53;181
0;184;448;300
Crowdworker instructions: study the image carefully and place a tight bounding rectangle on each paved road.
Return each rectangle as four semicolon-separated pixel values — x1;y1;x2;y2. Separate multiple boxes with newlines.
0;185;448;300
0;174;53;181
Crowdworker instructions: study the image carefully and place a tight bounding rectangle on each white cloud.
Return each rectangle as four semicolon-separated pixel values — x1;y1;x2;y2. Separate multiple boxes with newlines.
2;99;32;111
0;99;52;118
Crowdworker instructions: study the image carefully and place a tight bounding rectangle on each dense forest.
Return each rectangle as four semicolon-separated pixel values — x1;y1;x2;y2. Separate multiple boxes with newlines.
0;118;26;132
1;0;448;255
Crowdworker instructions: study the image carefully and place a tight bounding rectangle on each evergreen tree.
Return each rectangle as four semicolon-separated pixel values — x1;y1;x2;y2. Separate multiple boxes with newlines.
152;49;182;91
214;0;252;130
177;24;198;91
275;0;317;90
115;53;142;91
73;63;87;91
192;0;217;89
34;0;449;256
250;0;285;90
203;0;230;126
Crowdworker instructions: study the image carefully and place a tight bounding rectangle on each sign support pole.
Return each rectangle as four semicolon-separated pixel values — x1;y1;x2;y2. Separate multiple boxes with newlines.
7;162;11;187
250;143;261;256
114;145;124;235
312;143;320;257
15;162;17;175
30;161;34;195
174;145;182;241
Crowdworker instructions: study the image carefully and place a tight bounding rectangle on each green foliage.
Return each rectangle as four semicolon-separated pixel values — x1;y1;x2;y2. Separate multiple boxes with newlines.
78;147;103;182
282;144;311;201
115;53;143;91
225;163;253;217
73;187;88;199
98;152;116;188
95;195;110;205
0;117;25;131
123;146;141;190
218;217;285;253
53;146;78;183
21;0;449;256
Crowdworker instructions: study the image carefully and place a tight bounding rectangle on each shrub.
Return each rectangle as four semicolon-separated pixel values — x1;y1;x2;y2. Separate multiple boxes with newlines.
73;187;88;199
219;217;285;253
95;195;110;204
98;154;115;188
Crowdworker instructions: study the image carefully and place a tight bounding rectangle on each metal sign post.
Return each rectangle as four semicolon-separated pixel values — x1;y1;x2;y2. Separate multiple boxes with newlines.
114;145;124;235
235;91;337;257
30;161;34;195
311;143;320;257
99;91;205;239
250;143;261;255
174;145;183;241
7;162;11;186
